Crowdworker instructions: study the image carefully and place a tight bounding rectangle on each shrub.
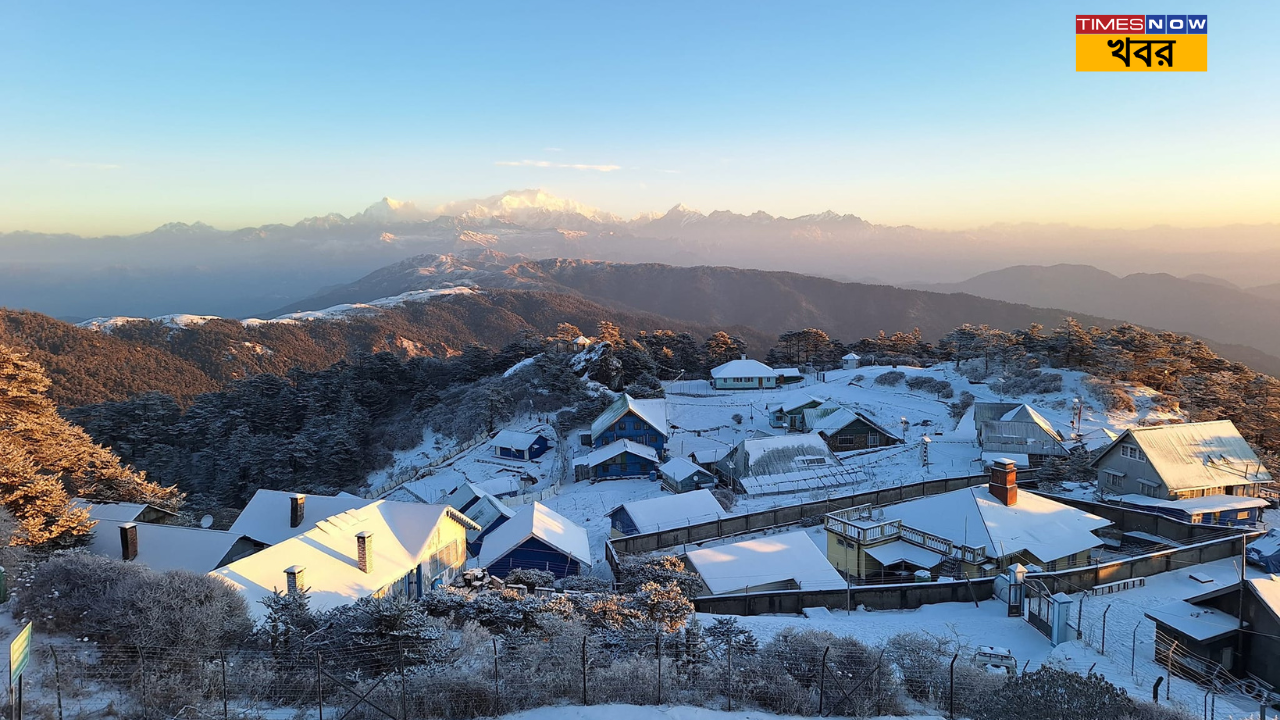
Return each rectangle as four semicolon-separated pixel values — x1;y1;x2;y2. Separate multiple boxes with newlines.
875;370;907;387
949;391;976;420
1085;377;1137;412
555;575;612;593
711;486;737;511
614;555;700;597
991;368;1063;396
732;413;744;425
975;667;1134;720
22;553;252;651
505;568;556;592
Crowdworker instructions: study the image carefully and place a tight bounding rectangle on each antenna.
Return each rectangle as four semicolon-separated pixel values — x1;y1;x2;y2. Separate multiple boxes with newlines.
200;514;214;529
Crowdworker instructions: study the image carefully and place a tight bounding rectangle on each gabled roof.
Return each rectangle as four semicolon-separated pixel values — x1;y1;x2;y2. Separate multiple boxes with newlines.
805;403;900;439
608;489;724;533
843;352;861;360
658;457;712;482
590;393;669;440
71;499;172;523
710;358;777;379
999;404;1063;441
490;429;546;451
724;433;839;478
883;486;1110;562
581;439;660;468
1095;420;1271;491
445;482;515;530
1145;600;1245;642
213;500;478;620
476;502;591;568
769;395;826;414
1247;575;1280;622
87;519;248;574
228;490;373;546
685;530;846;595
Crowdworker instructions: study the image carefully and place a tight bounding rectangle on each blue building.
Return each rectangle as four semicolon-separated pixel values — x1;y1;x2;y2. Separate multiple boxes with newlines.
590;393;668;455
444;482;516;556
576;439;660;481
476;502;592;580
1116;494;1269;527
489;429;551;461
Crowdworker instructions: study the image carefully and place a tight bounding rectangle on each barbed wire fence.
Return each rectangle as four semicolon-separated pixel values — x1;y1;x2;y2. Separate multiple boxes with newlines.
17;629;1041;720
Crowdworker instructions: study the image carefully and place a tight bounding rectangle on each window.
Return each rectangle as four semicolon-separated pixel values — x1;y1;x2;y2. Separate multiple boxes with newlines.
1120;445;1145;461
1139;481;1161;498
838;435;857;447
800;457;828;467
1238;511;1251;520
1103;472;1124;490
868;432;881;447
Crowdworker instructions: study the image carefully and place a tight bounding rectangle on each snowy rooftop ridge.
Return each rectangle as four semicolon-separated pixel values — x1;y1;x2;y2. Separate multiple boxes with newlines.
589;393;669;440
85;518;249;574
608;489;724;534
228;489;373;546
685;530;846;595
710;358;777;379
581;439;659;468
490;429;546;451
476;502;591;568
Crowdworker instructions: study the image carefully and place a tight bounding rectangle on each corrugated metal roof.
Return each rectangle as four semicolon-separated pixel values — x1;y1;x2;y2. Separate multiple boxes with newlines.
1113;420;1271;491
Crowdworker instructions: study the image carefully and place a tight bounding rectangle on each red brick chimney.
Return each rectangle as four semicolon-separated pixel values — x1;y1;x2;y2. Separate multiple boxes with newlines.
119;522;139;561
356;531;372;573
989;458;1018;506
289;494;305;528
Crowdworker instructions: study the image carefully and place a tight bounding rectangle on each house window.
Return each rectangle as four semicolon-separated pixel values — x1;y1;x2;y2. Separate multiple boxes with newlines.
1120;445;1145;461
1238;511;1251;520
1103;470;1124;490
867;432;881;447
838;435;857;447
1138;481;1161;498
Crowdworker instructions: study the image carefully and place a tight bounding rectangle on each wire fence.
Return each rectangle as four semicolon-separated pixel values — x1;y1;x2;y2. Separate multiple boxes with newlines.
18;629;1059;720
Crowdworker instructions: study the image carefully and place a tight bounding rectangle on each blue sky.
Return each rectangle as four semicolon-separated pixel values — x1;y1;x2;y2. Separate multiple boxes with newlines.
1;1;1276;234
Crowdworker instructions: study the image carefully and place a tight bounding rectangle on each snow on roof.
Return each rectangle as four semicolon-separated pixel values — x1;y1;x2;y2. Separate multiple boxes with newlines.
445;483;515;530
1115;493;1269;515
685;530;846;595
214;500;477;620
583;439;659;468
883;486;1110;562
1145;600;1244;642
769;395;826;414
981;452;1030;468
87;520;248;574
590;394;669;440
1248;575;1280;620
805;404;899;439
724;433;838;477
1102;420;1272;491
228;490;373;546
608;489;724;533
658;457;711;482
774;368;803;378
843;352;861;360
865;540;944;569
999;405;1063;440
477;502;591;568
490;429;545;451
71;499;153;523
710;358;777;379
691;448;728;464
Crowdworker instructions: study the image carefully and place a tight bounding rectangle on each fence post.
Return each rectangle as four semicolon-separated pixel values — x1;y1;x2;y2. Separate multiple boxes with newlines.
581;636;588;705
138;646;147;720
1132;621;1141;676
1077;592;1085;640
1100;605;1112;655
818;646;830;715
655;633;662;706
492;637;501;715
316;651;324;720
50;647;63;720
1167;641;1178;700
220;651;228;720
949;653;959;719
726;641;733;712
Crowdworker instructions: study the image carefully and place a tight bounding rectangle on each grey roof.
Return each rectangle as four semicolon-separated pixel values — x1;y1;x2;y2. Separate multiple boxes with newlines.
1097;420;1271;491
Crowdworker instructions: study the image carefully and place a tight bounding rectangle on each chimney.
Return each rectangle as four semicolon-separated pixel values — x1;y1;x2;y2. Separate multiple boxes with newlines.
356;531;372;573
119;523;138;561
989;458;1018;506
740;354;747;360
289;494;305;528
285;565;305;594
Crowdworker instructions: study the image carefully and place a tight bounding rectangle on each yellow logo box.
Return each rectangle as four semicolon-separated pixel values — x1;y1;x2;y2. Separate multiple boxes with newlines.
1076;34;1207;71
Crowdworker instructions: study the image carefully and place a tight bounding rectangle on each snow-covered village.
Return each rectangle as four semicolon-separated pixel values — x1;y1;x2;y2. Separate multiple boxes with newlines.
6;317;1280;720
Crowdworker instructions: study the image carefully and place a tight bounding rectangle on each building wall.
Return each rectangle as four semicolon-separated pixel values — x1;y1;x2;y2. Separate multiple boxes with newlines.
593;411;666;454
487;536;582;579
662;470;716;493
713;376;777;390
1094;441;1174;498
592;452;658;480
822;419;902;452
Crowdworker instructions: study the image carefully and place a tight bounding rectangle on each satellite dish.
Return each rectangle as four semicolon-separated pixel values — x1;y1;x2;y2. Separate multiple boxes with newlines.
200;514;214;529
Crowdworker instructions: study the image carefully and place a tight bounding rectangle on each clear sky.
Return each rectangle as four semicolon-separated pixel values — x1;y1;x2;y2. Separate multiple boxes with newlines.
1;1;1277;235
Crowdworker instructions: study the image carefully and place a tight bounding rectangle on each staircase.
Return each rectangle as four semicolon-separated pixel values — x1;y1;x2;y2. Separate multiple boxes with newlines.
937;554;962;579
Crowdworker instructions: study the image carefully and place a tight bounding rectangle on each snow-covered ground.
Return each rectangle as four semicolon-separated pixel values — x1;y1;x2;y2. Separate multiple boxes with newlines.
708;556;1268;719
497;706;948;720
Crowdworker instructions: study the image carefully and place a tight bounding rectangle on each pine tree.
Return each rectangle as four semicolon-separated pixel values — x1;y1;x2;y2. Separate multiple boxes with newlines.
0;439;92;546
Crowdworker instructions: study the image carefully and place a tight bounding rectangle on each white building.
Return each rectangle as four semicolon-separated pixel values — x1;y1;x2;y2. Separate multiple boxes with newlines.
710;356;780;390
842;352;861;370
684;531;846;596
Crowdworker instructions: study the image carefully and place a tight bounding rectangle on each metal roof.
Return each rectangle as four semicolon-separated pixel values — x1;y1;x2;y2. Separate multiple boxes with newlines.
1097;420;1271;491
